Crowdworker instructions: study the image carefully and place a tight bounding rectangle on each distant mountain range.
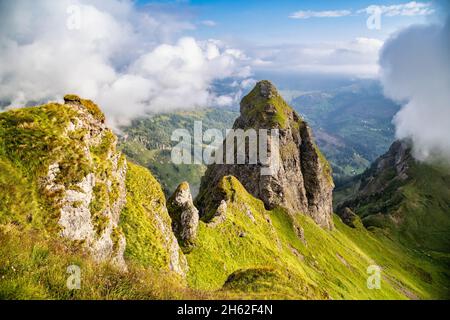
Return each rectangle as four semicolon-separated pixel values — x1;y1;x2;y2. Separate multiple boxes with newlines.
289;80;400;184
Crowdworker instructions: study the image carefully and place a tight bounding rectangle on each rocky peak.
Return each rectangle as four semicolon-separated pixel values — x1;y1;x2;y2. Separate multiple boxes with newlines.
197;80;334;229
167;182;199;250
236;79;298;130
359;140;412;195
64;94;106;123
0;95;129;268
255;80;278;98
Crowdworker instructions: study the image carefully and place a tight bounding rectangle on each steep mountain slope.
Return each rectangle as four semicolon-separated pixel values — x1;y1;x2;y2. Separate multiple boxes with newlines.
0;93;448;299
119;162;187;275
197;80;334;229
0;95;128;267
189;81;448;299
336;141;450;255
184;176;448;299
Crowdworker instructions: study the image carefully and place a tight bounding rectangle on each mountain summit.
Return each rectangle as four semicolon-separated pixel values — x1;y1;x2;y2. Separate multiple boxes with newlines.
197;80;334;229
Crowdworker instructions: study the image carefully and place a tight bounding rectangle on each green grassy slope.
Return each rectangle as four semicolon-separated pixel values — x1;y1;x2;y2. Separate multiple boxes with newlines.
337;161;450;257
397;163;450;253
355;162;450;254
334;144;450;299
0;102;194;299
0;157;196;299
186;176;448;299
119;162;185;272
0;101;100;232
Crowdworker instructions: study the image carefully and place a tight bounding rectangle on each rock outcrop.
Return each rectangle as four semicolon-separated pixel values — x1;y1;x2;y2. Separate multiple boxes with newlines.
42;95;128;267
197;80;334;229
0;94;191;276
167;182;199;249
339;207;359;228
359;140;411;194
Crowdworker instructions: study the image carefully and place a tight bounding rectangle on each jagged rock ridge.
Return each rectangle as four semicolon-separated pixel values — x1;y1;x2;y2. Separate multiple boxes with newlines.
336;139;450;253
337;140;413;220
197;80;334;229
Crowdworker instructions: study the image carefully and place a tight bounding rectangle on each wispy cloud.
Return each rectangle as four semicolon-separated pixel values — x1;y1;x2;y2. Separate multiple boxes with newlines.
200;20;216;27
289;10;351;19
290;2;434;19
359;1;434;16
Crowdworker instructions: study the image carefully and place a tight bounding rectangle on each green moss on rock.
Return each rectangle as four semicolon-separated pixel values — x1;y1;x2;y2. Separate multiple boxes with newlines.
240;80;296;129
64;94;105;123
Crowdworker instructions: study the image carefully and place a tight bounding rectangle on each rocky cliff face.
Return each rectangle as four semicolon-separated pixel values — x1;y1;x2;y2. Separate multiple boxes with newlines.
357;140;411;194
336;140;450;252
336;140;413;221
197;81;334;229
42;95;128;267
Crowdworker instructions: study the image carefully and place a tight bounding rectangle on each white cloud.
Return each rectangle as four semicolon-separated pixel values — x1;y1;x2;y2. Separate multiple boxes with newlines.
200;20;217;27
289;10;352;19
379;17;450;162
249;38;383;77
0;0;252;128
360;1;435;17
290;2;435;20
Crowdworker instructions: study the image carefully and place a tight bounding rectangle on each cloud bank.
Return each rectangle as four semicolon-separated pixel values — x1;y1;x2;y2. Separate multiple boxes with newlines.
379;16;450;162
0;0;252;127
249;37;383;77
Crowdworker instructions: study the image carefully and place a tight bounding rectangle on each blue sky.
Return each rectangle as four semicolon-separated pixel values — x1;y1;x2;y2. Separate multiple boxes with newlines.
129;0;440;81
137;0;436;44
